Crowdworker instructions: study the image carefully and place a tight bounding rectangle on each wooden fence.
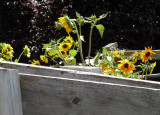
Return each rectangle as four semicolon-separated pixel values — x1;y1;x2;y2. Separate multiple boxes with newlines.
0;68;23;115
0;61;160;115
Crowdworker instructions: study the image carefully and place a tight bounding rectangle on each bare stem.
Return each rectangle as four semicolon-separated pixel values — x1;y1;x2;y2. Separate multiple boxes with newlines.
88;20;97;64
72;21;85;64
17;50;24;62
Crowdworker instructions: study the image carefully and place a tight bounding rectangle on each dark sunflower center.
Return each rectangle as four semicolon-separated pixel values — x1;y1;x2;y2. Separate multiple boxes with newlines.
63;44;68;48
124;63;129;68
7;48;11;52
3;49;7;54
61;51;65;55
145;52;150;57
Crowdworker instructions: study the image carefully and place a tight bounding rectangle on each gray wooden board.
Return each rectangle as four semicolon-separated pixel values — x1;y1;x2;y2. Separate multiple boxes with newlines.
1;61;160;89
20;73;160;115
0;68;23;115
60;65;103;74
108;50;160;60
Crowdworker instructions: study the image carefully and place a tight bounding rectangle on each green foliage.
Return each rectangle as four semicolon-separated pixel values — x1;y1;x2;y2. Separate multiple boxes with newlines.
76;12;85;26
93;52;101;65
64;15;74;29
99;47;156;79
0;43;31;63
98;13;108;20
43;44;51;49
96;24;105;38
89;14;97;22
102;48;107;55
55;22;62;30
54;12;108;66
49;47;57;55
69;50;77;57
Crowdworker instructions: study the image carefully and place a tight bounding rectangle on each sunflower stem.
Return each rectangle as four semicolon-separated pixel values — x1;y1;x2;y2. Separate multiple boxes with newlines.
79;25;82;36
17;50;24;62
145;70;148;80
56;45;68;65
72;21;85;65
88;20;97;64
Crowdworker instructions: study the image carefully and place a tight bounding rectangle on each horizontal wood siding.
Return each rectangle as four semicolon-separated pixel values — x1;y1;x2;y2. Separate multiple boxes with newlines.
1;61;160;89
20;73;160;115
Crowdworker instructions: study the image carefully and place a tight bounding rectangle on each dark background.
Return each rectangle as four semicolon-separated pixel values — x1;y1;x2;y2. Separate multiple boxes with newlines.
0;0;160;64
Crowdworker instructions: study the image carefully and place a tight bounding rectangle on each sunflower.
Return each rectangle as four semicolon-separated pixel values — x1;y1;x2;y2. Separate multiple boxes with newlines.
118;59;135;74
2;48;13;60
32;60;40;65
40;55;48;63
58;50;67;58
98;60;106;70
59;43;72;51
4;44;14;53
63;36;74;44
103;66;115;75
1;44;14;60
112;51;124;59
140;46;155;63
132;51;139;64
23;45;31;58
58;17;73;33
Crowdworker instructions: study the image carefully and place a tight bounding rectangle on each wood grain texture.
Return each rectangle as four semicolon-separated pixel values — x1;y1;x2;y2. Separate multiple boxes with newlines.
60;66;103;74
0;68;23;115
20;73;160;115
108;50;160;60
1;61;160;89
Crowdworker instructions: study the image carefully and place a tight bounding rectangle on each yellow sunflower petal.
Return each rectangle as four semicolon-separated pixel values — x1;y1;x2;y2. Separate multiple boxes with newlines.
59;43;72;51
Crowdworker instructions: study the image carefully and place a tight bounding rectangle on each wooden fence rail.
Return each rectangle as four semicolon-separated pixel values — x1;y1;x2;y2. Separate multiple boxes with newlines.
20;73;160;115
0;61;160;89
1;61;160;115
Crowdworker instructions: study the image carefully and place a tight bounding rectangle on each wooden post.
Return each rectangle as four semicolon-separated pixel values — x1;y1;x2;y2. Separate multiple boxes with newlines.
0;68;23;115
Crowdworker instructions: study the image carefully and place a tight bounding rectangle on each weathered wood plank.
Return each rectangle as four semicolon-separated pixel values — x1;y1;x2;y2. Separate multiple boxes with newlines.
1;61;160;89
0;68;23;115
60;65;103;74
20;73;160;115
108;50;160;60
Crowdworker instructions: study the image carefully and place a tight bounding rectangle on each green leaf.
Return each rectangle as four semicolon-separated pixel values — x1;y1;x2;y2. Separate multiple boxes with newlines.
98;13;108;20
14;59;18;63
55;22;62;30
96;24;105;38
69;50;77;57
50;47;57;55
77;17;85;26
50;40;56;46
76;12;85;26
89;14;97;22
64;15;74;29
0;43;4;50
43;44;51;49
93;52;101;65
76;12;81;18
57;37;64;44
71;58;76;65
102;48;107;55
